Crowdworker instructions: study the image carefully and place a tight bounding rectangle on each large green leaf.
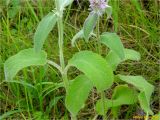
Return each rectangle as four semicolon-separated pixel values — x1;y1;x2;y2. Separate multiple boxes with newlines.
34;12;57;52
100;32;125;59
4;48;47;80
65;75;93;116
96;85;137;115
68;51;114;91
83;12;98;41
106;49;141;70
117;75;154;114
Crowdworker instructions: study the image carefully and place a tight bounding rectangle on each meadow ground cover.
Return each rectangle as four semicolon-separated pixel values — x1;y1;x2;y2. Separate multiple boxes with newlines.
0;0;159;119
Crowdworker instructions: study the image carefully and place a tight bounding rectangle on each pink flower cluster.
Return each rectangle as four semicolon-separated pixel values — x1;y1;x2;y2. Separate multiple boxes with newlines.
89;0;109;15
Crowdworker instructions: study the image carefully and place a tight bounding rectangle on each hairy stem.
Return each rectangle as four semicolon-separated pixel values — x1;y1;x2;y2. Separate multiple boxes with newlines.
71;115;77;120
97;16;101;54
55;0;69;91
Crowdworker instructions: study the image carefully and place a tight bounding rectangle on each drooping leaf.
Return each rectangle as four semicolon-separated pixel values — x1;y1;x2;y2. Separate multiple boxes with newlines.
96;85;137;115
100;32;125;59
105;6;112;19
68;51;114;91
83;12;98;41
34;12;57;52
4;48;47;80
71;30;96;47
117;75;154;115
106;49;141;70
71;30;84;47
65;75;93;116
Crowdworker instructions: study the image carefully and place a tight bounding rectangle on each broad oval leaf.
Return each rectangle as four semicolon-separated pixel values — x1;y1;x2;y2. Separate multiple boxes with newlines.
100;32;125;59
65;75;93;116
68;51;114;91
117;75;154;115
34;12;57;52
96;85;138;115
4;48;47;80
83;12;98;41
106;49;141;70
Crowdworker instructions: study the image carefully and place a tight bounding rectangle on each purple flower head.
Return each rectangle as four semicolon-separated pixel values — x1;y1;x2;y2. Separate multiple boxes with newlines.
89;0;109;15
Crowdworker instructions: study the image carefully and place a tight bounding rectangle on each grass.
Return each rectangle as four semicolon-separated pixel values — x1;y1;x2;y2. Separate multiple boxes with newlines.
0;0;159;119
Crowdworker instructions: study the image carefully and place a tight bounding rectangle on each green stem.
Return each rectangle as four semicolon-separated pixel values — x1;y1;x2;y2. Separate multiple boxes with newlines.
55;0;69;91
57;17;65;69
145;112;149;120
71;115;77;120
97;16;101;54
101;91;107;120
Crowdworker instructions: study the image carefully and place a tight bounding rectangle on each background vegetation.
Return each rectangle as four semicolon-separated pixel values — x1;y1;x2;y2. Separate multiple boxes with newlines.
0;0;159;119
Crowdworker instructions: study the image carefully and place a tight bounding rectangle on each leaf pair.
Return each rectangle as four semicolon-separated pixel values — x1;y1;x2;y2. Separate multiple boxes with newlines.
4;11;58;80
117;75;154;115
65;51;114;117
68;51;114;91
100;33;153;115
71;12;98;46
100;32;140;71
72;6;113;46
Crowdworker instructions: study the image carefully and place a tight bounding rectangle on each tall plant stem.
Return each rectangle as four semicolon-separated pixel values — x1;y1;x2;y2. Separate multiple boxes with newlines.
55;0;69;92
55;1;76;120
96;17;107;120
97;17;101;54
71;115;77;120
58;17;65;69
